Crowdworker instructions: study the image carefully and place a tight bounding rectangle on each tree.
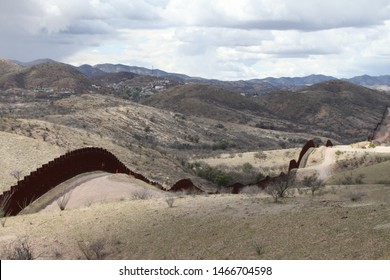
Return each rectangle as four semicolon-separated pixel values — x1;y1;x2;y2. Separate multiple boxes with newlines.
266;171;296;202
301;174;324;196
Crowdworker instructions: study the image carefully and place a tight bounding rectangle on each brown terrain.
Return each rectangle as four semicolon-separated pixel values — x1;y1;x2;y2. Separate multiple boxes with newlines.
1;58;390;260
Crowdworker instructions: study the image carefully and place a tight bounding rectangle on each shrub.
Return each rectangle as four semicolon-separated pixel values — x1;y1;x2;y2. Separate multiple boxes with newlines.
132;189;153;200
301;174;324;196
78;238;106;260
252;241;265;256
195;165;232;187
348;191;366;202
7;238;35;260
354;174;366;184
254;151;267;160
242;162;254;173
165;196;175;208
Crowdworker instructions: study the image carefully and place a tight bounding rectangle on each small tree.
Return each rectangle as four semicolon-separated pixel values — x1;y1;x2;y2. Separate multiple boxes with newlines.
265;171;296;202
302;174;324;196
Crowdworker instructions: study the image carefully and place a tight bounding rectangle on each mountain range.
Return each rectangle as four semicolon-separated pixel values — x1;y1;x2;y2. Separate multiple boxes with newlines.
5;58;390;93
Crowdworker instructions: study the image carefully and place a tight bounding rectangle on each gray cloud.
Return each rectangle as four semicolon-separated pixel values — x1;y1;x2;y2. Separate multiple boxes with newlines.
1;0;390;79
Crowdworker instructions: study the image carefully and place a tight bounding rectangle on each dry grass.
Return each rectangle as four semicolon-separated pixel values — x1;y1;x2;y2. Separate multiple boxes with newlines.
1;184;390;260
195;148;301;176
327;161;390;185
0;131;65;192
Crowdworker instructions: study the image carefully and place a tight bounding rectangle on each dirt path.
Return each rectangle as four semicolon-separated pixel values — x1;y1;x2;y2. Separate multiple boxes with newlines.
301;145;390;180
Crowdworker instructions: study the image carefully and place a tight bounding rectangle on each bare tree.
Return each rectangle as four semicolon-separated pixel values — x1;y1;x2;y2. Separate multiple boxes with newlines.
265;170;296;202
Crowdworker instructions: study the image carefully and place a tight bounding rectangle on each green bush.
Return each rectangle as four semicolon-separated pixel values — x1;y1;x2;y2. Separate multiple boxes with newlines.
242;162;254;173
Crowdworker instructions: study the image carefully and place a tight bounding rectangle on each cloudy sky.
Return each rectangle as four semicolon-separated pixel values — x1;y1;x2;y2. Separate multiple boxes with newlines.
2;0;390;80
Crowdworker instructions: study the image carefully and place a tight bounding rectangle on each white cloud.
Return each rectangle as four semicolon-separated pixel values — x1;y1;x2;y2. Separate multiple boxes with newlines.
2;0;390;79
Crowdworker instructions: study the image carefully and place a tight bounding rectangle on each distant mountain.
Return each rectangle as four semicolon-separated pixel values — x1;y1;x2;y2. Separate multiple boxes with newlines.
76;64;107;77
345;75;390;91
0;61;92;92
11;58;56;67
257;74;337;88
84;63;190;80
4;57;390;96
188;78;278;95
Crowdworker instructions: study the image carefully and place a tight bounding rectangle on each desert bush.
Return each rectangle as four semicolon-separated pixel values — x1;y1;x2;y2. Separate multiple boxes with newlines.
194;164;232;186
251;241;265;256
165;195;175;208
254;151;267;160
78;238;106;260
7;238;35;260
354;174;366;184
132;189;153;200
242;162;254;173
347;191;366;202
340;174;353;185
301;174;324;196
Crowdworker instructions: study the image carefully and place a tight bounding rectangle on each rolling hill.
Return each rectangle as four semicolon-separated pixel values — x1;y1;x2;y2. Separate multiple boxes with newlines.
0;58;23;77
0;61;92;93
141;83;271;123
255;80;390;142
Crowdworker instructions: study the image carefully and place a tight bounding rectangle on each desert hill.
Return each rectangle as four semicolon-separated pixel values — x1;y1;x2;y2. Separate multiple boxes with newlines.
141;83;272;123
0;61;92;93
2;60;390;260
1;93;318;191
255;80;390;142
0;58;23;77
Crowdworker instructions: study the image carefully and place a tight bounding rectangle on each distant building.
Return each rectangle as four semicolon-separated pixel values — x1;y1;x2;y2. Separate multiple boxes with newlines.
34;87;54;93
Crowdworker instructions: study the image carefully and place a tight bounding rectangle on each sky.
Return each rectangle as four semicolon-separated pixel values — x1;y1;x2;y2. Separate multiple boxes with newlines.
1;0;390;80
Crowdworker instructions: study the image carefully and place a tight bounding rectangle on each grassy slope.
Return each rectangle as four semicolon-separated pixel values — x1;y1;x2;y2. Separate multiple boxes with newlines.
327;161;390;185
0;131;65;192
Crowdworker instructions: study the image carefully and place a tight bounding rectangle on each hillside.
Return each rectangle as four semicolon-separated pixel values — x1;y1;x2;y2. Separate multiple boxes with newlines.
0;61;92;93
0;58;23;77
256;80;390;142
1;186;390;259
141;83;271;123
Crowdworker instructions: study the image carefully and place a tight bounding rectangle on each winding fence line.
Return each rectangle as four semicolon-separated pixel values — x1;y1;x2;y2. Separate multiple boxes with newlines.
0;140;336;216
0;147;157;216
